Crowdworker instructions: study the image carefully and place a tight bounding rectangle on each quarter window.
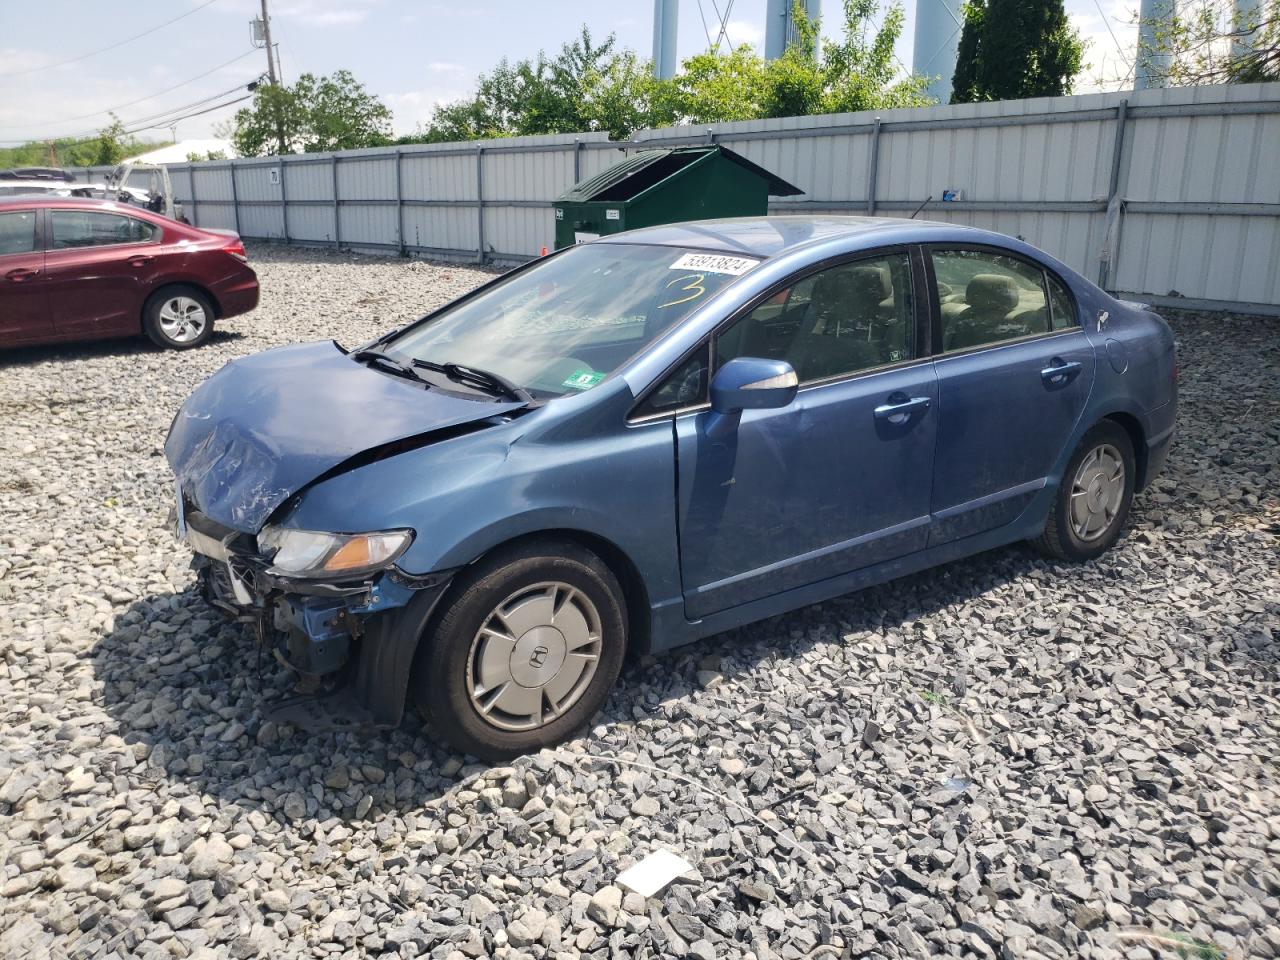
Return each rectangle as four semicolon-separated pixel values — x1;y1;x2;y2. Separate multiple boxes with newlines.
932;249;1051;351
0;211;37;255
716;252;915;385
1046;271;1076;330
50;211;156;249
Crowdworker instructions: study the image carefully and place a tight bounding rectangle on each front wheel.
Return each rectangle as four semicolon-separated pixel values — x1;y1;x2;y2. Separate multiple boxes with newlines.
144;286;215;349
414;540;627;761
1033;420;1135;562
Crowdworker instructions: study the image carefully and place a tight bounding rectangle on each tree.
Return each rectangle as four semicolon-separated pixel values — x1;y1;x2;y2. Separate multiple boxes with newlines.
231;70;392;156
416;2;928;142
90;116;128;166
951;0;1085;103
1136;0;1279;85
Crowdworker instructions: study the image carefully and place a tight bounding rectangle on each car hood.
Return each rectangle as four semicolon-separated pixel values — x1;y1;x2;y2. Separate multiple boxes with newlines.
165;340;524;533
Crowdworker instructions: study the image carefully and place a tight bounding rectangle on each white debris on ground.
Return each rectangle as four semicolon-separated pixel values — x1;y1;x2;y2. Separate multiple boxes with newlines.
0;243;1277;960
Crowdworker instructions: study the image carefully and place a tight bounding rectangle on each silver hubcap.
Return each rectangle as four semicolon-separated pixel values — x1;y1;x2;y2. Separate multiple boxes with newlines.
158;296;207;343
1070;443;1125;542
467;581;602;732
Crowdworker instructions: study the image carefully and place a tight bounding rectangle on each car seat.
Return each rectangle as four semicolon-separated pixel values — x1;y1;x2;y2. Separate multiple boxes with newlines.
945;273;1039;350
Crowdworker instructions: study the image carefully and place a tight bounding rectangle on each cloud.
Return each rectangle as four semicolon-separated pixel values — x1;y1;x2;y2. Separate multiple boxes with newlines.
1070;0;1138;92
723;19;765;50
276;0;374;26
385;86;476;135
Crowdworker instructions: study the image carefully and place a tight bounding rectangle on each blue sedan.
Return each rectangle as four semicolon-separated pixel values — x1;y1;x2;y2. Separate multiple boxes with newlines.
167;217;1177;759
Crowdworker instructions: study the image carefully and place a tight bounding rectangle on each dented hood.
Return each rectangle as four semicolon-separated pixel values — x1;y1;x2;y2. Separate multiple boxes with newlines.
165;340;523;532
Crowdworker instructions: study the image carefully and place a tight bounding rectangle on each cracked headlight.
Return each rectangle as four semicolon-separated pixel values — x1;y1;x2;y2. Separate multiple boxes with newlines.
257;526;413;579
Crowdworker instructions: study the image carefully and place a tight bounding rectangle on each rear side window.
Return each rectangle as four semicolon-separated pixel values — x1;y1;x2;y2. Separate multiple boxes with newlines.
0;211;37;255
1046;271;1077;330
932;249;1051;352
50;211;157;249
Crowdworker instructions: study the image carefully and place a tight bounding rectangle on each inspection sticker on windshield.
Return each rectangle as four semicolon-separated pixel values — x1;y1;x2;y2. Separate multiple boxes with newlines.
563;369;605;390
668;252;755;276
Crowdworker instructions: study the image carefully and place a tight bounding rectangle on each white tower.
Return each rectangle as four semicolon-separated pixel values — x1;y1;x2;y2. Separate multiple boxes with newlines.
912;0;966;103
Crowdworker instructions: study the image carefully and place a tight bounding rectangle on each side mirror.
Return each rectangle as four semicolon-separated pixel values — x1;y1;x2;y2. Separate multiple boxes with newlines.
709;357;798;415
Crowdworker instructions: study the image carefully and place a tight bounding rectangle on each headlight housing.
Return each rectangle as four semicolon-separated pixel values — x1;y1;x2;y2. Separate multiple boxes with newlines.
257;526;413;579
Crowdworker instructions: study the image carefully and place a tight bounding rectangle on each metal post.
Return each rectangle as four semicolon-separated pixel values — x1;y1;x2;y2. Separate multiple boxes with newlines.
331;155;340;250
280;160;290;244
573;139;582;183
1135;0;1173;90
475;146;485;265
1099;99;1130;287
652;0;678;79
394;149;405;256
188;167;198;227
229;163;240;235
866;117;882;215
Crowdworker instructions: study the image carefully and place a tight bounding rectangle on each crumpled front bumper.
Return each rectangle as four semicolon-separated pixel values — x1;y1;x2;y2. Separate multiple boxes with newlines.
172;489;438;681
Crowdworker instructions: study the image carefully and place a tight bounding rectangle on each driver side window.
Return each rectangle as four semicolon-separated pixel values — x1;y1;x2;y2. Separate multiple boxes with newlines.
716;252;915;385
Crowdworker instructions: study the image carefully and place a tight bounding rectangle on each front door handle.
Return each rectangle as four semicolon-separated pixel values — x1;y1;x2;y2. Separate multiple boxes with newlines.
1041;359;1082;386
4;267;38;282
874;394;931;424
128;255;155;267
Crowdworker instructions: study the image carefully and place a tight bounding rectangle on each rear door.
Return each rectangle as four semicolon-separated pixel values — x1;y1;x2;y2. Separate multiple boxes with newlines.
926;246;1096;545
0;207;50;347
664;248;938;619
43;208;163;341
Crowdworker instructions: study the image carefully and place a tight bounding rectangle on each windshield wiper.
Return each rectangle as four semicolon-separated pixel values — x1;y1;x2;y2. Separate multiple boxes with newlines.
352;349;431;387
412;359;534;403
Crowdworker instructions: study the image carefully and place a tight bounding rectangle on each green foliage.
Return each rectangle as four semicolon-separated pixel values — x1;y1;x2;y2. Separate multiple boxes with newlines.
186;150;229;162
1138;0;1280;85
951;0;1085;103
231;70;393;156
0;115;165;169
414;2;928;143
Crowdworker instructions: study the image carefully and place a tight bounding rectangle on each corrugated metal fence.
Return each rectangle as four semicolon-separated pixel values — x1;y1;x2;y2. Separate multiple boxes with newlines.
88;81;1280;315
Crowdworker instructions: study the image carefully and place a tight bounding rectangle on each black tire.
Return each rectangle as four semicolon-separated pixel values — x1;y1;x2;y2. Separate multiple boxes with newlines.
1033;419;1136;562
414;539;627;761
143;285;215;350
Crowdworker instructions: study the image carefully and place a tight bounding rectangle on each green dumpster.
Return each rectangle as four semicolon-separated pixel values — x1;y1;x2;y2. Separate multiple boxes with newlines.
552;145;803;250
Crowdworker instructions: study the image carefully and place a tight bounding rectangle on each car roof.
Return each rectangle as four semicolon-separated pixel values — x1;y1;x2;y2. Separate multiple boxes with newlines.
596;215;1011;260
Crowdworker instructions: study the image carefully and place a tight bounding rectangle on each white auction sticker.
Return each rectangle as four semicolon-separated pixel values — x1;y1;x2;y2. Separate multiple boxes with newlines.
668;252;757;276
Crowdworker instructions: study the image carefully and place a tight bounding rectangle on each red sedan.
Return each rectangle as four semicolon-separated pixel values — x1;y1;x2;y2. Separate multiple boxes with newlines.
0;197;258;350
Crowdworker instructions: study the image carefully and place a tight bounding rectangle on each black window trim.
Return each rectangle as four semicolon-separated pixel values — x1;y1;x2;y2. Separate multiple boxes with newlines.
627;243;931;424
921;241;1082;359
44;207;162;253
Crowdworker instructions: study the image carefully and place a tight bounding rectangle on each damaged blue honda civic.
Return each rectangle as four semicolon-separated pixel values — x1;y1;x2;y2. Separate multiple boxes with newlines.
167;216;1177;760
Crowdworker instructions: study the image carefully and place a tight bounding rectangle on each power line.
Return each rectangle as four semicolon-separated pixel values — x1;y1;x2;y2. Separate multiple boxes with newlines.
0;87;256;143
0;49;258;130
0;0;222;78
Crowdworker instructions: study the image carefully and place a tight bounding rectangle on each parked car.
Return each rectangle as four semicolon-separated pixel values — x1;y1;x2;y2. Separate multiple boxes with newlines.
0;197;257;350
167;217;1177;759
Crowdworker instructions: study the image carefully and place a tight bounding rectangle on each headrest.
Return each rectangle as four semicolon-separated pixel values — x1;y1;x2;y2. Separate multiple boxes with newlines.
847;265;892;303
966;274;1020;312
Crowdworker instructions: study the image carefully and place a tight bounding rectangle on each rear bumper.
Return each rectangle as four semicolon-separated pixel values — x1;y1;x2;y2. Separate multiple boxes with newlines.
212;271;260;319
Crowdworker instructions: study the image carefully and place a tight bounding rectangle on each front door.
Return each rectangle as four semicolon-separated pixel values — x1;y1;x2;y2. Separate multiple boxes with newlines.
926;246;1096;545
43;208;162;341
0;208;50;347
673;249;938;619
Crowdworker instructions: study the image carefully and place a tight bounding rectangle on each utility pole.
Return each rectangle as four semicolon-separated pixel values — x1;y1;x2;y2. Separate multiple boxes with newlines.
260;0;278;84
256;0;287;156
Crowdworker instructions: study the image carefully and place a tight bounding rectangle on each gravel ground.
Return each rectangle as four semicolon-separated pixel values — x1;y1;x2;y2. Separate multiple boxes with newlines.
1;243;1277;960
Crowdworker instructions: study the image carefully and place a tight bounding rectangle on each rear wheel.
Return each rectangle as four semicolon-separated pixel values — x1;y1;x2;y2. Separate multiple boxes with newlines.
414;540;627;761
144;286;214;349
1033;420;1135;562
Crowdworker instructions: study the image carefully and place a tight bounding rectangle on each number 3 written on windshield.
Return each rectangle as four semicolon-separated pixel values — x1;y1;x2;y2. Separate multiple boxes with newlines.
658;273;707;309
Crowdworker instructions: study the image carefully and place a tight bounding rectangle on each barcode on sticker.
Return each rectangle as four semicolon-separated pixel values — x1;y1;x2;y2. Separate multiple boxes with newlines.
668;252;756;276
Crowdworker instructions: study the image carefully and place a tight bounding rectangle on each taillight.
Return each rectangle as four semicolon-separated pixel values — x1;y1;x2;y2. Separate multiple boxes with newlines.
224;238;248;263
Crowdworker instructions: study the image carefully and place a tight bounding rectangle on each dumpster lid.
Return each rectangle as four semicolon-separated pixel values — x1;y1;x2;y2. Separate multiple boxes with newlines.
557;145;803;203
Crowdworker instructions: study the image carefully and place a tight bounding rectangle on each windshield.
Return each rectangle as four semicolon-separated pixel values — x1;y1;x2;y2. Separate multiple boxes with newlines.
385;243;758;399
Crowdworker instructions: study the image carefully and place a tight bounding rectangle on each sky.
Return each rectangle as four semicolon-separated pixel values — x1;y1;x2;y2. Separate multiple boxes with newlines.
0;0;1141;148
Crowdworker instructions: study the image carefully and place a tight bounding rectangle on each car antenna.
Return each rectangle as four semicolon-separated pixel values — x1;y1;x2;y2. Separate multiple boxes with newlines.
909;196;933;220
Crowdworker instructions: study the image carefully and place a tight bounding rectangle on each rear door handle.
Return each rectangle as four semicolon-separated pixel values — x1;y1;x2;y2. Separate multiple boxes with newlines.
4;267;38;282
1041;359;1082;385
128;255;155;267
874;395;931;424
